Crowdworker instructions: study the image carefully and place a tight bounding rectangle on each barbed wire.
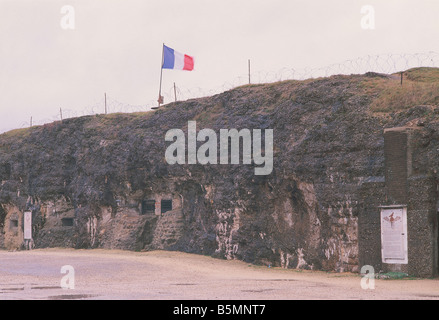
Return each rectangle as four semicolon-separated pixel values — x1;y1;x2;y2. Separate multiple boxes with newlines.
159;51;439;104
21;51;439;129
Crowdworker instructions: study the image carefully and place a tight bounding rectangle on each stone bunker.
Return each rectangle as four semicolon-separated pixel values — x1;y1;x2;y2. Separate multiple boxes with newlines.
2;71;439;277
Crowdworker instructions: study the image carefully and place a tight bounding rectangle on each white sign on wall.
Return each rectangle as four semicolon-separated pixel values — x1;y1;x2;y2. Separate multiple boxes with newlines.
380;206;408;264
24;211;32;240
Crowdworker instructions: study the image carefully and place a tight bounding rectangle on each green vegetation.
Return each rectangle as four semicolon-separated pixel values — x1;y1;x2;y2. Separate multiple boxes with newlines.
375;272;416;280
0;127;31;139
361;67;439;113
193;101;224;126
404;67;439;82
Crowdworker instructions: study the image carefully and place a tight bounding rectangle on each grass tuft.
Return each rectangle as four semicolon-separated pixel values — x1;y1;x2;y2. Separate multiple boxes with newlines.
361;67;439;113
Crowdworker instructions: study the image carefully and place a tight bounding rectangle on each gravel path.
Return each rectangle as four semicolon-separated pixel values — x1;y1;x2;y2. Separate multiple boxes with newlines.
0;248;438;300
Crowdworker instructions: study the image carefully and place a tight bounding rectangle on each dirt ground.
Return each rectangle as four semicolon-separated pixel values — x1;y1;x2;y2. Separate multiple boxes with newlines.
0;248;438;300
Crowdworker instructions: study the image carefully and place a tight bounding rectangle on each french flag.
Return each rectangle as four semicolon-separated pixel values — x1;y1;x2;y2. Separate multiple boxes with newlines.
162;45;194;71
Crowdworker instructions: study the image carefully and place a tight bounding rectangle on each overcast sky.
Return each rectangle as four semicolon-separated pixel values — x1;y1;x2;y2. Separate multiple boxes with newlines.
1;0;439;133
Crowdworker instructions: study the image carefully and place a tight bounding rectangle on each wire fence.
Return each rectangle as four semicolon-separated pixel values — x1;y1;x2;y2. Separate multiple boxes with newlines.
21;51;439;129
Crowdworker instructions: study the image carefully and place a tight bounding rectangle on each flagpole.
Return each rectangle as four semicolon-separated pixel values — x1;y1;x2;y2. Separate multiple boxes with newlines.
157;43;164;108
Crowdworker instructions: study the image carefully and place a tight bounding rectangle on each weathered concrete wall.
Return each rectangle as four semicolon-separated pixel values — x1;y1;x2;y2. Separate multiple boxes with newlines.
406;175;437;277
384;128;409;204
3;204;23;250
34;198;76;248
1;73;439;276
359;128;438;278
358;178;386;273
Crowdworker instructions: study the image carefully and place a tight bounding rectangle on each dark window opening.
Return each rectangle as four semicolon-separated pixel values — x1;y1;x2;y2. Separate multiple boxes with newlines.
161;200;172;214
141;200;156;215
9;219;18;230
61;218;74;227
0;205;6;229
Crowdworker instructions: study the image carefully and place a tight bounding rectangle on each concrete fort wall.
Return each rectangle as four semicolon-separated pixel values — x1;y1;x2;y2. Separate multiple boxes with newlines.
359;127;438;278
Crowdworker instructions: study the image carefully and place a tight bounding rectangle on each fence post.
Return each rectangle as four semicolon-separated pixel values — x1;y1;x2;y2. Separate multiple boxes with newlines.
248;59;251;84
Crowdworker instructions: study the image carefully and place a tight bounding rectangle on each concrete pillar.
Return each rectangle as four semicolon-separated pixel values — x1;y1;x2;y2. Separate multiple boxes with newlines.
358;127;438;278
382;127;437;277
